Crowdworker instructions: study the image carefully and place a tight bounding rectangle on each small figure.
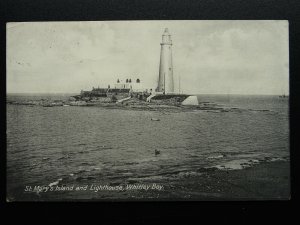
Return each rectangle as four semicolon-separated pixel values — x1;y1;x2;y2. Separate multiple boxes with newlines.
155;149;160;156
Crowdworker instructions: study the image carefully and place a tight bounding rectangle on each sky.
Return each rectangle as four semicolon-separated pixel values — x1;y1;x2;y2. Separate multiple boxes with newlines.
6;20;289;95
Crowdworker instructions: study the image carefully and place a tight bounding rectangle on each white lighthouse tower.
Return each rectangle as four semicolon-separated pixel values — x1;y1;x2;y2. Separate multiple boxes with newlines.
157;28;174;93
146;28;198;105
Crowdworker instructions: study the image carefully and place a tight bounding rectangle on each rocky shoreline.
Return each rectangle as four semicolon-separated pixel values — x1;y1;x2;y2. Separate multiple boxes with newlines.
7;96;280;116
6;95;232;112
10;160;290;201
111;160;290;200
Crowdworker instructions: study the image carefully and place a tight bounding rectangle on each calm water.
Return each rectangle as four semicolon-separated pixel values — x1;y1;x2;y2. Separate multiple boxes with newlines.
6;94;289;200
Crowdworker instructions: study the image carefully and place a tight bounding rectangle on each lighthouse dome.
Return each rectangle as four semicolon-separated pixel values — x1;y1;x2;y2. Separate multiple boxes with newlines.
161;28;172;44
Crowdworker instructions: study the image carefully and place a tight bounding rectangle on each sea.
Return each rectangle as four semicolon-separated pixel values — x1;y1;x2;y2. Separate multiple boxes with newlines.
6;94;289;201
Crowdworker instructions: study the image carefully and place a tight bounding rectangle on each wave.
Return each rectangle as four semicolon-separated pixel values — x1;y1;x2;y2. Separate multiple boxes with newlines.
49;178;63;187
75;176;96;181
207;155;224;159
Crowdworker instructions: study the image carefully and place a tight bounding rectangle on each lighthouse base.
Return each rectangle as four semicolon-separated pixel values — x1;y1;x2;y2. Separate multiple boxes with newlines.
182;96;199;106
147;93;199;106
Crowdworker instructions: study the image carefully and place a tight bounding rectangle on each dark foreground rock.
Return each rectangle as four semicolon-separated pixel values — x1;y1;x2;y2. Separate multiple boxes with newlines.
10;161;289;201
103;161;290;201
149;161;290;200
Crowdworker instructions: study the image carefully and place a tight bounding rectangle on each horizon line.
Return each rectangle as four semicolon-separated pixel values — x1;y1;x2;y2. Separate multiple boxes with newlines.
6;92;288;96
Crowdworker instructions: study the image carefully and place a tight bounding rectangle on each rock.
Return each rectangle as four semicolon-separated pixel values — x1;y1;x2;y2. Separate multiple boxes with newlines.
69;96;76;101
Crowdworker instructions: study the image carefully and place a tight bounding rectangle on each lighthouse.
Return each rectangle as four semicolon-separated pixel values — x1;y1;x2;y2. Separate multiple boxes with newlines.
147;28;199;105
157;28;174;93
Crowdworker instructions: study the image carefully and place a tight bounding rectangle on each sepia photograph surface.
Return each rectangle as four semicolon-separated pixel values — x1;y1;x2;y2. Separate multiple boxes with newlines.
6;21;290;201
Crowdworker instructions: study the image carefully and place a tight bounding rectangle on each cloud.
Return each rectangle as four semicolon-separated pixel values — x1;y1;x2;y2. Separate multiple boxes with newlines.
7;21;289;94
